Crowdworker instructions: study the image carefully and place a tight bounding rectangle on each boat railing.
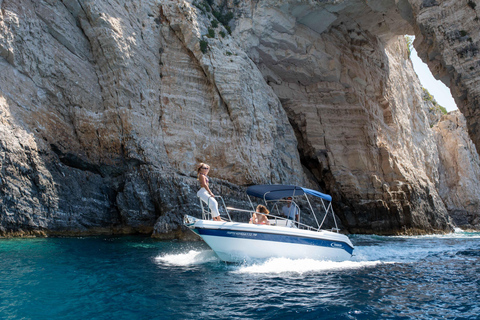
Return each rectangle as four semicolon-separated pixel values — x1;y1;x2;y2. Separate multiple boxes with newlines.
268;214;319;231
225;207;320;231
199;195;232;222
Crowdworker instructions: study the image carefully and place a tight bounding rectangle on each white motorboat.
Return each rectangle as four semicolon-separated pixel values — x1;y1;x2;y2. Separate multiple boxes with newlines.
184;185;354;263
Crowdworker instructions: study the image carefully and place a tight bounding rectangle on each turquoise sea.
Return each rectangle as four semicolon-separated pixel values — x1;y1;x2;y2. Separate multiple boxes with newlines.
1;231;479;319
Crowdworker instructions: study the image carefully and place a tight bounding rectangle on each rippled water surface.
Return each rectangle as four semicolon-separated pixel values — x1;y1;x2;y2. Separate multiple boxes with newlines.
1;231;479;319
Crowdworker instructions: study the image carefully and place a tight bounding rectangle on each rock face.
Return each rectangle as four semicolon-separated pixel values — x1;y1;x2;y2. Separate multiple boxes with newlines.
230;0;454;233
409;0;480;158
0;0;479;237
434;111;480;230
0;0;304;237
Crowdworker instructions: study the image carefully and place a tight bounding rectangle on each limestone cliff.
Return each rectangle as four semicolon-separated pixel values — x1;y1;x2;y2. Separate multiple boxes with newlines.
230;1;453;234
0;0;479;237
0;0;304;237
434;111;480;230
410;0;480;157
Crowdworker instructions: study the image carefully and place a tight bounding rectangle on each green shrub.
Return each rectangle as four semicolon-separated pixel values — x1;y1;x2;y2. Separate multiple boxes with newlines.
193;1;210;13
422;87;434;101
211;20;218;28
219;11;234;25
405;35;413;57
437;104;447;115
207;28;215;38
212;10;221;21
202;1;211;12
200;38;208;53
219;30;226;38
422;87;447;114
212;10;234;28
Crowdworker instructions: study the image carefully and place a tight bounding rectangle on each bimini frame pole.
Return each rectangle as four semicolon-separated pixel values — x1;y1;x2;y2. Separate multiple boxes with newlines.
304;194;321;229
262;191;271;206
318;201;339;231
247;195;255;211
330;204;339;231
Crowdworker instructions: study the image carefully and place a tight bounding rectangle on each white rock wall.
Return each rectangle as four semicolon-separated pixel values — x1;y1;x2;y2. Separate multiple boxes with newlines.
2;0;480;236
434;111;480;230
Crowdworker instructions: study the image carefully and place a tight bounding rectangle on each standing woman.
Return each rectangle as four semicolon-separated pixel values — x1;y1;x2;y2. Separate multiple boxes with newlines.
197;163;223;221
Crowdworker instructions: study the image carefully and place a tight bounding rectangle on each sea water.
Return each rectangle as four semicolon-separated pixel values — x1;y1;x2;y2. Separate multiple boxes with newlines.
1;231;479;320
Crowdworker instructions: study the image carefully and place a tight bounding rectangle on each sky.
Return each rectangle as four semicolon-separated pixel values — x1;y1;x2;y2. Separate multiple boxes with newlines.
409;46;458;112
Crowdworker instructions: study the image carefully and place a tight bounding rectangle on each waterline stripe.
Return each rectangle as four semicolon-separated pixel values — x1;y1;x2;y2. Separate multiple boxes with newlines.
197;228;354;255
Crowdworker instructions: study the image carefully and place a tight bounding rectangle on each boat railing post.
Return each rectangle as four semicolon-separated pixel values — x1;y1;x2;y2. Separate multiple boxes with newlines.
215;195;232;222
292;201;301;228
330;205;339;232
270;200;280;224
199;198;208;220
208;197;214;220
269;201;282;218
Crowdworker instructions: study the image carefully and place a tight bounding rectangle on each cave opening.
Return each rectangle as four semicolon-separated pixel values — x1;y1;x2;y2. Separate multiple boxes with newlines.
406;35;458;113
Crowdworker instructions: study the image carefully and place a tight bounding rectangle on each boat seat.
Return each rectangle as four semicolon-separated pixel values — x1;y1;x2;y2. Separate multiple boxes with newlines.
268;219;296;228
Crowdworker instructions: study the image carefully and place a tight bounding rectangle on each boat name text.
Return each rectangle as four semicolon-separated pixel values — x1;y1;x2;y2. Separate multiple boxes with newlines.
226;231;258;237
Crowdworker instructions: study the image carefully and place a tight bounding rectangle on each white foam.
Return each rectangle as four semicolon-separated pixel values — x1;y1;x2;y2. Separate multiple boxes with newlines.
390;231;480;240
353;232;480;264
155;250;217;266
233;257;384;274
155;231;480;269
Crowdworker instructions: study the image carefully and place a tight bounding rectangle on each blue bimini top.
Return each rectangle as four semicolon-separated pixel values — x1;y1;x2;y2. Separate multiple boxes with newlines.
246;185;332;202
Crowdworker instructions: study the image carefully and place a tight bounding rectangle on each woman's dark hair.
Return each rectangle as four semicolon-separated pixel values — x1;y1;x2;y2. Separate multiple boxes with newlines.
256;205;269;214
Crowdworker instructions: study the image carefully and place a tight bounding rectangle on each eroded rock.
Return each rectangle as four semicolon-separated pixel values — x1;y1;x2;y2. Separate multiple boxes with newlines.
2;0;480;237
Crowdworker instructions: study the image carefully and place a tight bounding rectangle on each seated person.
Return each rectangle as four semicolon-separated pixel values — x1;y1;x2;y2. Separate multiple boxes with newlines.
281;197;299;222
249;205;270;225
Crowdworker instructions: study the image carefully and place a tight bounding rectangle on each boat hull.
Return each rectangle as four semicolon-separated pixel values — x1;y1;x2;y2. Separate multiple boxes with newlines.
187;217;354;262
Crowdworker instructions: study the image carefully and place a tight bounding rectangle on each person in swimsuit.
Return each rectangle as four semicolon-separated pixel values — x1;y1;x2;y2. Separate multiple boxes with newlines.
196;163;223;221
249;205;270;225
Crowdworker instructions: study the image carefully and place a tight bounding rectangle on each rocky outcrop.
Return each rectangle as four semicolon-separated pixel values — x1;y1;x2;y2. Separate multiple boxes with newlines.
0;0;304;238
422;88;445;127
409;0;480;157
434;111;480;230
1;0;479;237
232;1;453;233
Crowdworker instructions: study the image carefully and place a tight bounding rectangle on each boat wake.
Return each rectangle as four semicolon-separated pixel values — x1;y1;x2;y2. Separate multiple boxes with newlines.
156;231;480;271
351;231;480;263
233;257;384;274
155;250;218;266
155;249;383;273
